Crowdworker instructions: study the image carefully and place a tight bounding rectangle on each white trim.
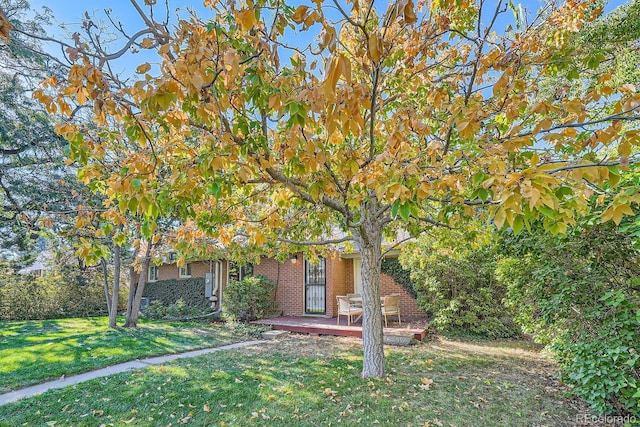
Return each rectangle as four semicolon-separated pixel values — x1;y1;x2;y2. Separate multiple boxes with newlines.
353;258;362;294
178;263;191;278
148;265;158;282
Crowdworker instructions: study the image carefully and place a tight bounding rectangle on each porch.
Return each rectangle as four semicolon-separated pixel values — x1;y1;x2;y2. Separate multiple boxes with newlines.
251;315;429;341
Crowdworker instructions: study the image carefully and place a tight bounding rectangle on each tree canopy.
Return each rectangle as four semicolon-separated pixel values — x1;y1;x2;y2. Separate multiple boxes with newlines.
39;0;639;377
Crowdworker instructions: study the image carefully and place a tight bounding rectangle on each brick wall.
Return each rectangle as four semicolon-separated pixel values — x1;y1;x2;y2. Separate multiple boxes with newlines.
325;255;347;317
253;254;305;316
154;260;213;281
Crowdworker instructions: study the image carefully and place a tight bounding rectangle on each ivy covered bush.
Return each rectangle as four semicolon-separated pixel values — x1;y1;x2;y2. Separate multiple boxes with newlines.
222;274;277;321
142;278;209;310
497;224;640;416
400;225;520;338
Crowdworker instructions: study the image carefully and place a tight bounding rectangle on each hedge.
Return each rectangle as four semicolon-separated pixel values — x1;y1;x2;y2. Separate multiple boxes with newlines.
0;272;108;321
142;278;210;310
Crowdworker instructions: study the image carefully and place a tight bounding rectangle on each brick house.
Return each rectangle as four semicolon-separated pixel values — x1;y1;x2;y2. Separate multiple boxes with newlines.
144;252;422;317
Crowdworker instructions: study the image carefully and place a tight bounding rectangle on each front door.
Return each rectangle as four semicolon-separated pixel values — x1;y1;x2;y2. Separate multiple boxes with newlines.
304;258;326;314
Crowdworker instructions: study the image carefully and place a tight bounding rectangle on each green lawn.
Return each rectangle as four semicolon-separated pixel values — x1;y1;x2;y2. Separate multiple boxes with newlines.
0;316;251;393
0;334;596;426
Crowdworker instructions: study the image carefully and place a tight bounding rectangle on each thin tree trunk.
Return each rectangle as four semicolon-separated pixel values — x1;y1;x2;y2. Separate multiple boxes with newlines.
100;258;111;314
108;244;121;328
124;240;151;328
353;216;385;378
125;267;137;320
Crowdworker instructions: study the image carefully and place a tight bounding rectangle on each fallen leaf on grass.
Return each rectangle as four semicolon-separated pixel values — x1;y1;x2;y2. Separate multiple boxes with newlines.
420;377;434;390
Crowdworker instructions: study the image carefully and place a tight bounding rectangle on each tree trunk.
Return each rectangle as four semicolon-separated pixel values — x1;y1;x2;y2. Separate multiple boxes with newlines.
353;216;385;378
108;244;121;328
100;258;111;314
125;267;137;321
124;241;151;328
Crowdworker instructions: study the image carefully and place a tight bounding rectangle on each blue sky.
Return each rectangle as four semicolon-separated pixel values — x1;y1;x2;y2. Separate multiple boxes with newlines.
25;0;629;77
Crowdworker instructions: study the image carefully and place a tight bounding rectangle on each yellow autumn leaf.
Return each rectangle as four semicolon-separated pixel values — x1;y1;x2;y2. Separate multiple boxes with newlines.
494;206;506;229
136;63;151;74
254;231;267;246
338;54;352;84
237;165;252;182
529;187;541;210
324;56;340;98
618;83;636;94
404;0;417;24
419;377;434;390
237;9;256;32
191;73;204;90
76;88;88;105
493;72;509;97
368;32;383;63
618;140;631;158
0;7;12;40
268;94;280;110
292;5;309;23
140;37;154;48
605;203;635;225
303;11;321;29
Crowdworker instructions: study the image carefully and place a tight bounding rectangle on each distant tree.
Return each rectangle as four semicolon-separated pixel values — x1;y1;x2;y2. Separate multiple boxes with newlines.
0;0;81;254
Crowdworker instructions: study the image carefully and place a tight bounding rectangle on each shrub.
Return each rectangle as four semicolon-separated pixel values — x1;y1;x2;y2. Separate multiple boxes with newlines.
165;298;204;319
0;261;110;321
400;225;520;339
497;224;640;416
145;300;167;320
142;278;209;310
222;274;277;321
144;298;213;321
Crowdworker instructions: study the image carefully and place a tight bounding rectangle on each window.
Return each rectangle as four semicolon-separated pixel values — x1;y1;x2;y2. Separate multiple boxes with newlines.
148;265;158;282
228;262;253;282
178;263;191;278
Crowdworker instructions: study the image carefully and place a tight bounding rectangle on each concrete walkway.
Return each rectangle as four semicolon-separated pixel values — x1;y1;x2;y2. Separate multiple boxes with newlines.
0;340;264;406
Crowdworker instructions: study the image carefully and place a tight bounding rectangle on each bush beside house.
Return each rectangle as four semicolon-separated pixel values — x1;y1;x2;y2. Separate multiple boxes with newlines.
222;275;277;321
142;278;210;310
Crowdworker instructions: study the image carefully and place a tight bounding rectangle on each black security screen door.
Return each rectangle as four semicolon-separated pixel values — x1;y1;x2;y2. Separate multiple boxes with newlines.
305;258;326;314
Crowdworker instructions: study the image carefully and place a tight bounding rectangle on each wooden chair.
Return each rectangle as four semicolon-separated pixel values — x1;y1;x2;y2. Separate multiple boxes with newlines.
346;293;362;307
336;295;363;326
381;294;401;327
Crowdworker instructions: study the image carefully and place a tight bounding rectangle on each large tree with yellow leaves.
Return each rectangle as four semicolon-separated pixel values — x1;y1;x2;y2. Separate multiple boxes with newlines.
41;0;639;377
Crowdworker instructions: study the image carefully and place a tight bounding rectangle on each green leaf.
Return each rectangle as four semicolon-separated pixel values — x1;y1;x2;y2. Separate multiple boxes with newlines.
399;202;411;221
391;200;401;219
477;188;490;202
128;197;138;212
538;206;557;219
472;171;488;186
512;215;524;234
